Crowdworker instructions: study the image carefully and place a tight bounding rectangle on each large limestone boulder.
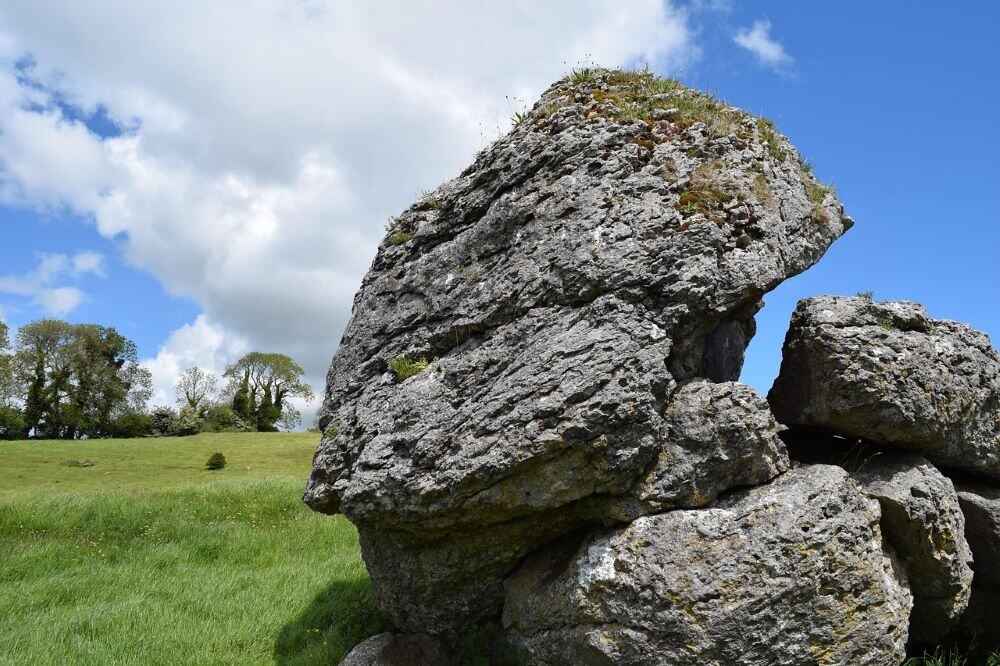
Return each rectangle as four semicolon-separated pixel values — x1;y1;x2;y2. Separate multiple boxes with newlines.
305;68;849;631
502;465;912;665
849;455;972;641
769;295;1000;478
789;437;975;640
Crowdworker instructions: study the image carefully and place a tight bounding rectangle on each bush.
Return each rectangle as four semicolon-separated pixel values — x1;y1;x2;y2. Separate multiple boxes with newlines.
200;404;252;433
150;406;179;436
205;452;226;471
109;411;153;438
0;405;25;440
175;405;203;437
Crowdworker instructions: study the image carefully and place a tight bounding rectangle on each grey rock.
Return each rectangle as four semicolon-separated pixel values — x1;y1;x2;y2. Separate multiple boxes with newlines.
339;632;450;666
306;69;850;631
503;465;912;665
769;295;1000;478
356;378;789;633
955;480;1000;586
849;455;973;641
628;380;789;512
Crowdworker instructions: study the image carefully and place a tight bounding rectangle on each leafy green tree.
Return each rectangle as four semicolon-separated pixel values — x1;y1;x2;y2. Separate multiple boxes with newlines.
0;322;22;439
66;324;151;439
13;319;151;439
109;410;153;438
15;319;76;438
174;366;217;416
0;321;11;401
223;352;313;431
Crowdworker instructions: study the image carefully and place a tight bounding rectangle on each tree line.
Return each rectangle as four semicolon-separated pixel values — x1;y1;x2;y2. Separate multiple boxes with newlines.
0;319;313;440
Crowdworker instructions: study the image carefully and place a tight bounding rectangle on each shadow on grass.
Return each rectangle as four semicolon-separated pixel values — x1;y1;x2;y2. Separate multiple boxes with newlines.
274;578;387;665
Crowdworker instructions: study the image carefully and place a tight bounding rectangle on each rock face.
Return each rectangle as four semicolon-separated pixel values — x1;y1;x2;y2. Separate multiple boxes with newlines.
503;465;912;665
769;295;1000;478
955;480;1000;586
628;380;789;512
849;455;972;641
953;481;1000;644
305;68;850;631
339;632;450;666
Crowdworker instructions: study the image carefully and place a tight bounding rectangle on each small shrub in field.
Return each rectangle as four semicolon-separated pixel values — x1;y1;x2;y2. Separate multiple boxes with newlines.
856;290;875;301
205;452;227;471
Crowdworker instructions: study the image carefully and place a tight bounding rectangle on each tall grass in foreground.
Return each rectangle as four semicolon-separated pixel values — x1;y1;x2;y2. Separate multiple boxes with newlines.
905;642;1000;666
0;477;384;664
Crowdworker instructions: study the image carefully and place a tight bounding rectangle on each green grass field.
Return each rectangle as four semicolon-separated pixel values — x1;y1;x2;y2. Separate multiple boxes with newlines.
0;433;384;665
4;433;993;665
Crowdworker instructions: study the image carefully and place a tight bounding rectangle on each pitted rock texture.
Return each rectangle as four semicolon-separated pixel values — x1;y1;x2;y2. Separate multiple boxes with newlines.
354;378;789;633
849;455;972;641
502;465;912;666
629;380;789;511
305;69;850;631
769;296;1000;478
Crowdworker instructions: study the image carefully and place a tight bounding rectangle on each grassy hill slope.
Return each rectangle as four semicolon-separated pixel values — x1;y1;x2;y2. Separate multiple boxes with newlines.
0;433;383;664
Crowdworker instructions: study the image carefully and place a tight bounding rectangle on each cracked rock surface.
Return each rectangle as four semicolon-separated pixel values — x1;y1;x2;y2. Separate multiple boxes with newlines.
769;295;1000;478
849;455;973;641
502;465;912;666
304;69;849;631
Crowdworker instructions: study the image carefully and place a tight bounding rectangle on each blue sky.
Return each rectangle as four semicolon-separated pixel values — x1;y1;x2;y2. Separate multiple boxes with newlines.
670;1;1000;392
0;1;997;411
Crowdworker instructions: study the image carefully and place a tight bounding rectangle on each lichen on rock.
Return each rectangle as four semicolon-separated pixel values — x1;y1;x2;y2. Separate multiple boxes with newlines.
768;295;1000;478
304;67;851;634
849;454;973;641
502;465;912;665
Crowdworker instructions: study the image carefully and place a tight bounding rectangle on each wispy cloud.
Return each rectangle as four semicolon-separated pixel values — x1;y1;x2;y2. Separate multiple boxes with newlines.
71;250;106;277
0;251;105;315
734;19;792;73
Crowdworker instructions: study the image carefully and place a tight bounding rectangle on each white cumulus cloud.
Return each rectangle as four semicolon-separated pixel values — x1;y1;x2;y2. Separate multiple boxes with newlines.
0;251;104;315
141;315;249;408
734;19;792;72
0;1;698;423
